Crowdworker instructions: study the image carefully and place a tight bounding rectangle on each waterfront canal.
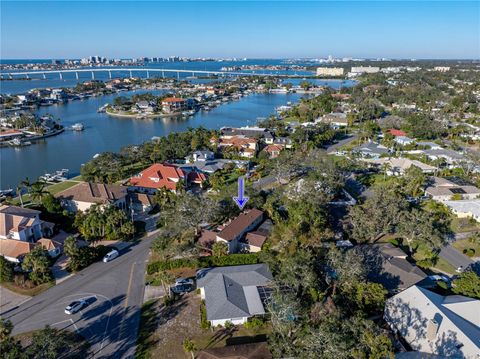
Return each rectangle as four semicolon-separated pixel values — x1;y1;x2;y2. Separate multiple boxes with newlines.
1;91;303;188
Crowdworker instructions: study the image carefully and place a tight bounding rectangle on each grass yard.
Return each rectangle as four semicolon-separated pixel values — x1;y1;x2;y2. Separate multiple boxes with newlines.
452;238;480;258
2;281;54;296
431;257;457;275
47;180;81;195
450;217;480;233
136;293;270;359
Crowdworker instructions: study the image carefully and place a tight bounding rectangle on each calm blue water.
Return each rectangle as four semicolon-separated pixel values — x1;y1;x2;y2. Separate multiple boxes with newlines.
0;91;305;188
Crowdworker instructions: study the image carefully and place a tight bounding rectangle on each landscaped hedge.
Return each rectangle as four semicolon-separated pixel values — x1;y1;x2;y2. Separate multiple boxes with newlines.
146;253;261;275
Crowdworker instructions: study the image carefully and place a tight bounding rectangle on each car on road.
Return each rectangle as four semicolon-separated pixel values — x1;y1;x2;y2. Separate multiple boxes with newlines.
65;299;88;315
103;249;119;262
456;266;464;273
170;283;194;295
175;278;194;286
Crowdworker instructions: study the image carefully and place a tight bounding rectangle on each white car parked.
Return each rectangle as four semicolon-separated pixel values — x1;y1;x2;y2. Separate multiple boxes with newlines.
103;249;119;263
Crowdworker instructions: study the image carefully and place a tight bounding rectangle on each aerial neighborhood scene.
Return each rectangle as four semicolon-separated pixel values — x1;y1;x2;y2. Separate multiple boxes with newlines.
1;1;480;358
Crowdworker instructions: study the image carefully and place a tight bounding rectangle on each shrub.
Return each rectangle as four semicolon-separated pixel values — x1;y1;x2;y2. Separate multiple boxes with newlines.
463;248;475;257
224;321;234;330
146;253;261;275
244;316;265;329
437;281;448;290
0;256;14;282
200;300;210;330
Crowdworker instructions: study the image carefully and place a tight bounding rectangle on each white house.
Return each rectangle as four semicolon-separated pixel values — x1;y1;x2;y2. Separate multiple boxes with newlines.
384;285;480;358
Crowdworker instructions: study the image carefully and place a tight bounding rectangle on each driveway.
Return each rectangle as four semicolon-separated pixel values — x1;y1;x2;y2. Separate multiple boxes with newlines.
4;233;156;358
439;245;473;272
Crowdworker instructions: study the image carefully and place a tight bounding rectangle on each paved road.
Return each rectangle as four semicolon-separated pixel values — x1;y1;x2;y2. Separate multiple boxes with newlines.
325;134;358;153
3;233;156;359
439;245;473;271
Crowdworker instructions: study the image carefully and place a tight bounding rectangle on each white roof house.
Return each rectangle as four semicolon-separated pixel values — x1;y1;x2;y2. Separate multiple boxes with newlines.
384;285;480;358
365;157;436;175
443;200;480;222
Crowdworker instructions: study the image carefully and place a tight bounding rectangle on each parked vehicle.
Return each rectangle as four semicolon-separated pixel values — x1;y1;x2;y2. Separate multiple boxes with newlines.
170;283;194;294
103;249;119;263
65;299;88;315
175;278;194;286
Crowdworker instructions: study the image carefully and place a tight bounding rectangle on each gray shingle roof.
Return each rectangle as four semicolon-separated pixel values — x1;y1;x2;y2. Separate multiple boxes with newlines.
197;264;273;321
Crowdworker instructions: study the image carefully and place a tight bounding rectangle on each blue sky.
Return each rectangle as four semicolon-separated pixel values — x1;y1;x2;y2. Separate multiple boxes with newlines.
1;1;479;59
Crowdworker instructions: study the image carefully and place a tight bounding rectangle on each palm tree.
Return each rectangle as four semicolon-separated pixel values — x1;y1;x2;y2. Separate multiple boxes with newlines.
16;184;24;207
30;181;48;204
381;161;392;180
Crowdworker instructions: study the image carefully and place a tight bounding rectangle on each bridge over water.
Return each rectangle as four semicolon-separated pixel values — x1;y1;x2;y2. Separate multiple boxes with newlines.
0;68;296;81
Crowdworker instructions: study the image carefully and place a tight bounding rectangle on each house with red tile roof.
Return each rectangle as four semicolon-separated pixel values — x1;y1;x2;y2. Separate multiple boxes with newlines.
161;97;187;114
263;144;284;159
388;129;407;137
217;136;258;158
129;163;186;193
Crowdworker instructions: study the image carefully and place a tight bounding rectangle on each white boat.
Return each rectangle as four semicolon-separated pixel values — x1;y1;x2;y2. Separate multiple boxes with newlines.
9;138;31;147
71;123;84;131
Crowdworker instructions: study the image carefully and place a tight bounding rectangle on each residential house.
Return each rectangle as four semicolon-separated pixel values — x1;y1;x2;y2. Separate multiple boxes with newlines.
384;285;480;358
422;149;466;166
395;136;415;146
263;144;284;159
217;136;258;159
425;177;480;201
129;163;186;193
161;97;187;114
0;205;52;242
240;219;273;253
129;193;155;213
355;243;430;294
0;129;23;142
353;142;390;159
196;263;273;326
136;101;157;113
273;137;293;149
0;239;36;263
320;112;348;129
416;141;443;150
443;200;480;222
216;209;265;253
220;126;274;143
180;158;249;175
365;157;436;175
37;238;62;258
55;182;128;213
389;129;407;137
196;342;272;359
186;150;215;163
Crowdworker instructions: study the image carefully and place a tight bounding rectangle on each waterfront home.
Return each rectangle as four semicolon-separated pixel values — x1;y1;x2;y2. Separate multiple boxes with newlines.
216;209;265;253
136;100;157;113
161;97;187;114
384;285;480;358
0;129;23;142
217;136;258;159
180;158;249;175
129;163;186;193
220;126;274;143
196;263;273;327
425;177;480;201
55;182;128;213
0;205;53;241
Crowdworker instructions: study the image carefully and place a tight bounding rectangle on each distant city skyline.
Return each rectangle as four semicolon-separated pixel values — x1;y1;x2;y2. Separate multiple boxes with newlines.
1;1;479;60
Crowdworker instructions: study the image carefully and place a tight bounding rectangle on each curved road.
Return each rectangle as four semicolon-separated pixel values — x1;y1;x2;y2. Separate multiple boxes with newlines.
3;233;155;359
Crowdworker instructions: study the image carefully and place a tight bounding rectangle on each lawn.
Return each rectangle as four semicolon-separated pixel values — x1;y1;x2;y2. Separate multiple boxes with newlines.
2;281;54;296
431;257;456;275
47;180;81;195
450;217;480;233
452;238;480;258
136;293;270;359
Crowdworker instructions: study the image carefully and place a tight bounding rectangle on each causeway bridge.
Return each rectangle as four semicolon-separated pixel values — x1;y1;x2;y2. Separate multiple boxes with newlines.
0;68;296;80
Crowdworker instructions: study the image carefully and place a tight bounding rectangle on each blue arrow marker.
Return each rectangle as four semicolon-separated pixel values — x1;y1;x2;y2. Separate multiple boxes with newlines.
233;176;249;210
